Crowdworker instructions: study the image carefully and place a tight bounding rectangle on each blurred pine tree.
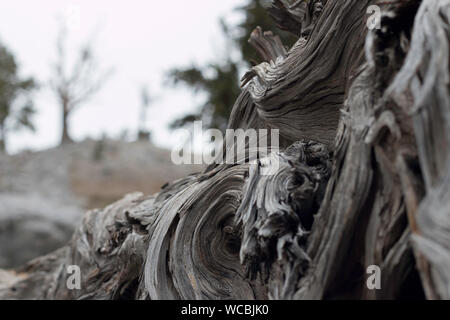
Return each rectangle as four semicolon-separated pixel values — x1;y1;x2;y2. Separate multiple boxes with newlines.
0;42;36;153
168;0;296;132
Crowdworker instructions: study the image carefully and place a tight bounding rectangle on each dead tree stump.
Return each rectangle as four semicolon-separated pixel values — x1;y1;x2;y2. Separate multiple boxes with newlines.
1;0;449;300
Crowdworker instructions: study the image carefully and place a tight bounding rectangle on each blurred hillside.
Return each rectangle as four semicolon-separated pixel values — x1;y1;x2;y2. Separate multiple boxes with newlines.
0;140;203;268
0;139;203;209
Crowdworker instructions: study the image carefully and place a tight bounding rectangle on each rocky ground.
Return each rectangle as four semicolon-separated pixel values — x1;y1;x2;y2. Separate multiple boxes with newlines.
0;139;203;268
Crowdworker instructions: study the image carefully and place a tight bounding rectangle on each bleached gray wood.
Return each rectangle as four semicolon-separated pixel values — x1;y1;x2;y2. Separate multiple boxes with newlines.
1;0;449;300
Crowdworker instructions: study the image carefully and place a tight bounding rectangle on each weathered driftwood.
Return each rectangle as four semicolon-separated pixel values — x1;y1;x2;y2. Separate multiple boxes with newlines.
1;0;449;300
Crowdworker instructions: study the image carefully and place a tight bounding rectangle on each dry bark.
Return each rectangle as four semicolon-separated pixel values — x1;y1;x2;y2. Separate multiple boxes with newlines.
1;0;449;300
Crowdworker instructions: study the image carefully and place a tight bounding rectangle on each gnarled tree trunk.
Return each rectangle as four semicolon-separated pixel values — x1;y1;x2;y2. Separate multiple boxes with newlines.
1;0;449;300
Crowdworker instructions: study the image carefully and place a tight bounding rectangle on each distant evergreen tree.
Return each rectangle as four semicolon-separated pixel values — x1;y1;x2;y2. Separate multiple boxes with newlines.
168;0;296;132
0;42;36;153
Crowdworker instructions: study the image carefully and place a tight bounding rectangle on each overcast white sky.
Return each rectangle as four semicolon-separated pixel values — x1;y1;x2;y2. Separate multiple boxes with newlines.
0;0;244;153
